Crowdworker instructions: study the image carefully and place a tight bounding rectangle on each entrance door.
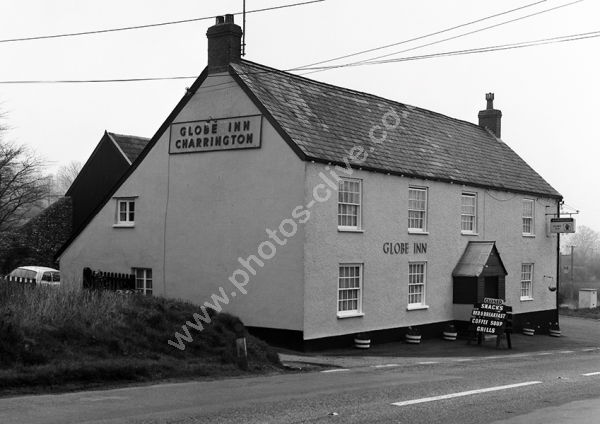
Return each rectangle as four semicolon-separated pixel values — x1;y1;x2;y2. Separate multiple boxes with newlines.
484;276;499;299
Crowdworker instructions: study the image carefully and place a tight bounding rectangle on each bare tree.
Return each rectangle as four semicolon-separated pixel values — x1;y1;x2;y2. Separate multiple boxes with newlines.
55;160;82;194
562;225;600;257
0;125;49;232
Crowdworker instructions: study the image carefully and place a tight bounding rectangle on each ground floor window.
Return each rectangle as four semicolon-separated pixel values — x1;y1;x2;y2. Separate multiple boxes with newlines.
521;263;533;300
133;268;152;295
338;264;362;316
408;262;426;307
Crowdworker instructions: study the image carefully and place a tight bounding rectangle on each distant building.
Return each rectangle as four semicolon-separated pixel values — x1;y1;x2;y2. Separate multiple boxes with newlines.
58;15;562;348
66;131;149;232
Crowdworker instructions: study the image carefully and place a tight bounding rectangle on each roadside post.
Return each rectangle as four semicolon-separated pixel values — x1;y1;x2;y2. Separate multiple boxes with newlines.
234;321;249;370
468;297;512;349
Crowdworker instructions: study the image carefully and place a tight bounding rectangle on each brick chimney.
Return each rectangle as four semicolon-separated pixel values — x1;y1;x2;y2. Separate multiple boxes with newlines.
206;14;242;74
478;93;502;138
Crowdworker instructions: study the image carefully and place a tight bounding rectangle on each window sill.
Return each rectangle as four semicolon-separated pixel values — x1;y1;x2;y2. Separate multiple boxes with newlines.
520;297;534;302
407;304;429;311
461;231;479;236
337;312;364;319
522;234;536;238
408;230;429;235
338;227;364;233
113;223;135;228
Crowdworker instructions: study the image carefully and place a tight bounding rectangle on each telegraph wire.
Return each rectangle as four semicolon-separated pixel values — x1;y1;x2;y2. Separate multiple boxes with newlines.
305;30;600;69
294;0;548;70
0;0;581;83
0;0;325;44
2;29;598;85
296;0;584;74
293;30;600;72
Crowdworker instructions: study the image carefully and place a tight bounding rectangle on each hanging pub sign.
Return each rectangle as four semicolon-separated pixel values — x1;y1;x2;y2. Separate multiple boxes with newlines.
549;217;576;233
169;115;262;154
470;297;512;335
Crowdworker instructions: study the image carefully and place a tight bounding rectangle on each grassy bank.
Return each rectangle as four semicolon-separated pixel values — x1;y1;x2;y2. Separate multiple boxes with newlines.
0;283;280;394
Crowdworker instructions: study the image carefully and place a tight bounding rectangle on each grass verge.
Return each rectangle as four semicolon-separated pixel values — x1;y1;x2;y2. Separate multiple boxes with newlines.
0;283;281;395
559;306;600;320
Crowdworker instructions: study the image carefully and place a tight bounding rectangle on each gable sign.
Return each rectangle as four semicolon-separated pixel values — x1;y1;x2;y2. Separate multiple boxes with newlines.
169;115;262;154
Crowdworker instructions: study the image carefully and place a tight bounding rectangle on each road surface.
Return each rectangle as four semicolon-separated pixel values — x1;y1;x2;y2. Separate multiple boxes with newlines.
1;345;600;423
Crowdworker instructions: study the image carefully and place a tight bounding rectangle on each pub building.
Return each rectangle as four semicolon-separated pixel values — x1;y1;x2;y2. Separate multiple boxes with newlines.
57;15;563;349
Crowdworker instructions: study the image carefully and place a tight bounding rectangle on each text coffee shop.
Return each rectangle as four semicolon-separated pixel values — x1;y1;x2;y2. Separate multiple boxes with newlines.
58;15;568;348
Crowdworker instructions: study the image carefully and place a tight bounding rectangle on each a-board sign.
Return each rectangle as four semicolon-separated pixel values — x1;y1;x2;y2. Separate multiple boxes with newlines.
470;298;512;335
550;217;576;233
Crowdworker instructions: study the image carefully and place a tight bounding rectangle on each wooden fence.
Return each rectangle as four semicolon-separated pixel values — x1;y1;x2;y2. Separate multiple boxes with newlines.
82;268;136;291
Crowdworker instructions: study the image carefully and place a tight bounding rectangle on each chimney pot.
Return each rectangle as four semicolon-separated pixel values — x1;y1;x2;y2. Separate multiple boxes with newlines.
206;13;243;74
478;92;502;138
485;92;494;110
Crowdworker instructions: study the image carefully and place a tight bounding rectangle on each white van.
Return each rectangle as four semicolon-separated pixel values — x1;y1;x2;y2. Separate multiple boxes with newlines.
6;266;61;286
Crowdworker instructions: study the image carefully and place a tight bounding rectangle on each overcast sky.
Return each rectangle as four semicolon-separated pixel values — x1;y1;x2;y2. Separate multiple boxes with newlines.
0;0;598;231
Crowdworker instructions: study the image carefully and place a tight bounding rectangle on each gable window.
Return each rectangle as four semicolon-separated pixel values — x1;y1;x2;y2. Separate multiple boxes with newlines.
115;198;136;227
461;193;477;234
408;262;427;309
522;199;535;235
338;178;362;230
408;187;428;232
133;268;152;295
520;263;533;300
337;264;362;317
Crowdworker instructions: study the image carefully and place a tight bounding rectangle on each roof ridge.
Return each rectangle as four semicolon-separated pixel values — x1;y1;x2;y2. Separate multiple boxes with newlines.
107;131;150;141
237;59;493;136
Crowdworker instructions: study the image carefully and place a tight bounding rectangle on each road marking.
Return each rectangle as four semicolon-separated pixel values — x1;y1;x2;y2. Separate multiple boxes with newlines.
536;352;552;356
417;361;439;365
372;364;399;368
558;350;575;354
453;358;474;362
391;381;542;407
582;348;598;352
321;368;350;373
582;372;600;376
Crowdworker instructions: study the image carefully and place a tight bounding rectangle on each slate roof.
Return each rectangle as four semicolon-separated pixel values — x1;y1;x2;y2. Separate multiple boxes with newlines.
231;60;561;198
107;132;150;164
452;241;507;277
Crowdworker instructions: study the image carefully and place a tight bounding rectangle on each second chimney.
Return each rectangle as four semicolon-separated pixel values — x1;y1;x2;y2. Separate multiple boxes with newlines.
206;14;242;74
478;93;502;138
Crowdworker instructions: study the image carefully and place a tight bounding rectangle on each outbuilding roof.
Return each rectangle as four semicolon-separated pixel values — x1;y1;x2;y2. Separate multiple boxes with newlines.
231;60;561;199
106;132;150;164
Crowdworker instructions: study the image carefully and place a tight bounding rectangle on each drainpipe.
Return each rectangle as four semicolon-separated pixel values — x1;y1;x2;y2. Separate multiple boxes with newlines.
556;200;561;324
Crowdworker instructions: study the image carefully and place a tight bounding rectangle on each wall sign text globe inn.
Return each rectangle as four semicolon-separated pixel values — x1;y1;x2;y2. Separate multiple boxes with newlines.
169;115;262;154
383;242;427;255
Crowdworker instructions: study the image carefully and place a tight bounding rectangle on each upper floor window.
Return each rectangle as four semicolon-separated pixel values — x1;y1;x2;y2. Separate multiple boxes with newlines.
115;198;136;227
337;264;362;317
461;193;477;234
408;187;428;232
338;178;362;230
133;268;153;295
522;199;535;235
520;263;533;300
